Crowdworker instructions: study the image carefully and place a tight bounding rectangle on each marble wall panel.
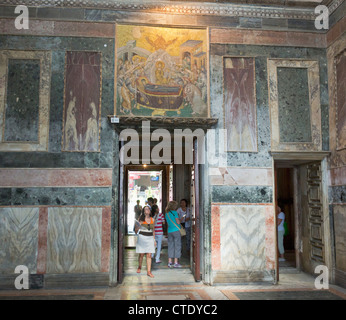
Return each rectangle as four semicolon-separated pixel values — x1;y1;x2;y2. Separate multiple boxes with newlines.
335;49;346;151
219;205;266;271
0;169;112;187
46;207;102;274
0;50;51;152
212;185;273;203
62;51;102;152
4;59;40;142
209;167;272;186
268;58;322;152
223;57;257;152
277;67;312;143
333;205;346;272
327;33;346;167
0;207;39;274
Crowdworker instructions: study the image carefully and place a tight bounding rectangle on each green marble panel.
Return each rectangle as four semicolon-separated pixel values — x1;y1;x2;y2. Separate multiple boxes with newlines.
4;59;40;142
277;67;312;143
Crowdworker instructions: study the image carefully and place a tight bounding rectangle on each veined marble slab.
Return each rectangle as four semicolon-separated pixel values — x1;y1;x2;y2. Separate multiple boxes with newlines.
0;207;39;274
47;207;102;274
209;167;272;186
219;205;266;271
0;50;51;152
268;58;322;152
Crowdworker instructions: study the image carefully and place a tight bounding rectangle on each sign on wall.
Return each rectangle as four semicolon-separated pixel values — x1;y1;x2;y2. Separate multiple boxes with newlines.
116;24;209;117
62;51;102;152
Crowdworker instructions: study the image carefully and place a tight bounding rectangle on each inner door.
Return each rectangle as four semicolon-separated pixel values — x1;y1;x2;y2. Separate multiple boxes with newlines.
300;161;326;275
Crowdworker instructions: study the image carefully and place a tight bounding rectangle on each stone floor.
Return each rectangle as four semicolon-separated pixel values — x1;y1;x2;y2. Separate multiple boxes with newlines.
1;272;345;300
0;237;345;300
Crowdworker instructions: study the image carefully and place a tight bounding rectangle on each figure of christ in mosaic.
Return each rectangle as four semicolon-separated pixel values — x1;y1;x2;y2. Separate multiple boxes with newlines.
336;49;346;150
224;57;257;152
62;52;101;152
116;25;208;117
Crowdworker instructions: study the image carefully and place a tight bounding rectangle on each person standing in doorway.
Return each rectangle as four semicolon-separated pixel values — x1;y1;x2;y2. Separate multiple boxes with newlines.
134;200;142;221
147;197;154;210
177;199;191;254
277;205;286;262
151;204;165;264
134;206;156;278
165;201;182;268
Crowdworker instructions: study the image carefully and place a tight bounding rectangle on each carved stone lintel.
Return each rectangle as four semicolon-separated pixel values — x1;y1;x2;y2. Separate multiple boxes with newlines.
107;115;218;132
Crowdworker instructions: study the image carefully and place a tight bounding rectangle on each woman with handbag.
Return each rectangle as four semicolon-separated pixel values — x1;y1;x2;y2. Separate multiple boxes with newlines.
134;205;156;278
165;200;184;268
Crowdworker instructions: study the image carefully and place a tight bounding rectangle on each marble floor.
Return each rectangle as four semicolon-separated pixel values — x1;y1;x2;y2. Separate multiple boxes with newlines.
0;238;345;300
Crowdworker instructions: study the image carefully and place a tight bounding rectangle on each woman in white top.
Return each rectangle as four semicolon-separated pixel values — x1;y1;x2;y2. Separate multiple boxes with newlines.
177;199;192;254
277;206;285;262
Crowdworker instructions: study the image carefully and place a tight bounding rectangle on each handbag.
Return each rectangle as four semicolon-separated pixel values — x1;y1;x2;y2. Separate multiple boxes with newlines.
167;211;186;236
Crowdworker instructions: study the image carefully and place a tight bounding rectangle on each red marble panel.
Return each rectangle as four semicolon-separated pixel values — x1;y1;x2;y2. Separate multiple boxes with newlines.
54;21;115;38
0;19;55;36
211;205;221;271
327;16;346;47
0;169;112;187
224;57;257;152
37;207;48;274
211;28;326;48
265;205;276;270
0;19;114;38
101;207;112;273
329;167;346;186
62;51;102;152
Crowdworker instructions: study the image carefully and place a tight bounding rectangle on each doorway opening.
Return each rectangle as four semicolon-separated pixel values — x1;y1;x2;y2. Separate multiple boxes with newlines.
126;170;163;235
274;157;330;282
276;167;296;270
119;160;201;283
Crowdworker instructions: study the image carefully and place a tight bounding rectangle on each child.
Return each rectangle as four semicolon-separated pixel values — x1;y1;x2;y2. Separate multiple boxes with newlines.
151;204;165;263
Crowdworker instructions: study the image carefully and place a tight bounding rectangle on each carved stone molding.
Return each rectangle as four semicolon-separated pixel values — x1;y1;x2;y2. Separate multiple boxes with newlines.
107;115;218;131
2;0;343;20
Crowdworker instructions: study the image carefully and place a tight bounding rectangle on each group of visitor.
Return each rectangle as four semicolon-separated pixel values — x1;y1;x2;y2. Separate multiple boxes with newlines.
134;198;191;278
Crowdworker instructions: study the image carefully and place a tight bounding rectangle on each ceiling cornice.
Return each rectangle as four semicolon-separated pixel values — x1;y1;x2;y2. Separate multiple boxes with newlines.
0;0;344;20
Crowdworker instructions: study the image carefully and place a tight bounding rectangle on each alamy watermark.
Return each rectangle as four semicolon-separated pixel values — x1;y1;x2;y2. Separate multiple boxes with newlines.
119;121;227;170
14;5;29;30
14;265;29;290
315;5;329;30
314;265;329;289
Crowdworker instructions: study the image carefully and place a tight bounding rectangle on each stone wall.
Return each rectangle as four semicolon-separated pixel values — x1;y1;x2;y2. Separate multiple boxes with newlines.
0;1;343;287
327;25;346;288
0;31;116;288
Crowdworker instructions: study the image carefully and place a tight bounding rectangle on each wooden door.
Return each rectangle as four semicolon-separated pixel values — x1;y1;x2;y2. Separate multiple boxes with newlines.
300;161;325;275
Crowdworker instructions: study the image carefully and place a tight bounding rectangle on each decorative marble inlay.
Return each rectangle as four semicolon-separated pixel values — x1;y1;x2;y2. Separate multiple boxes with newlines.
0;50;51;152
4;59;40;142
333;205;346;271
219;205;266;271
46;207;102;274
223;57;257;152
0;207;39;274
277;67;312;143
327;32;346;168
268;58;322;152
335;49;346;151
62;51;102;152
